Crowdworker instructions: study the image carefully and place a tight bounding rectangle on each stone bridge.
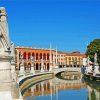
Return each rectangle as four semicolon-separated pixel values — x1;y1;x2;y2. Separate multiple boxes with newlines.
54;67;82;75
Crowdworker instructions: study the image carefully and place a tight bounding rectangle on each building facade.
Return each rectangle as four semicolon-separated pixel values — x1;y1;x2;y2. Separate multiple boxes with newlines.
15;47;86;71
15;47;56;71
65;52;86;67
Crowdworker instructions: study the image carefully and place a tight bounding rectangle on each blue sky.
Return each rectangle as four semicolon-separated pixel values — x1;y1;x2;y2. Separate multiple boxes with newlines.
0;0;100;53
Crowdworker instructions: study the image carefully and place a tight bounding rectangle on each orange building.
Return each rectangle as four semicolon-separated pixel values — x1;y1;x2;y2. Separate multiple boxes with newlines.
15;47;86;70
15;47;56;71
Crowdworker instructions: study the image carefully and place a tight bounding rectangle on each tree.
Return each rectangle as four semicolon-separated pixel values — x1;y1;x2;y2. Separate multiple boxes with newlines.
86;39;100;65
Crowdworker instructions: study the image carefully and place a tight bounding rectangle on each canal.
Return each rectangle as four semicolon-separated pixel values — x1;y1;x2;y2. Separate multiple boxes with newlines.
22;72;100;100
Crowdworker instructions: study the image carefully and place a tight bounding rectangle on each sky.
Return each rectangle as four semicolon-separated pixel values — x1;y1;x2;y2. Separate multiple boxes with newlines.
0;0;100;53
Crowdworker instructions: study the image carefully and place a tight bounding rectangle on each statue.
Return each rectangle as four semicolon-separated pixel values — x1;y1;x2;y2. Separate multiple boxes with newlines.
30;56;35;73
0;7;12;83
0;7;11;52
19;51;24;66
94;53;98;65
19;51;25;75
93;53;100;76
0;7;18;100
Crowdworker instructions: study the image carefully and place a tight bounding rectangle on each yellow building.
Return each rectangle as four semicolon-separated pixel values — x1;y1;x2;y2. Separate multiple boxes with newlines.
57;51;66;67
65;52;86;67
57;51;86;68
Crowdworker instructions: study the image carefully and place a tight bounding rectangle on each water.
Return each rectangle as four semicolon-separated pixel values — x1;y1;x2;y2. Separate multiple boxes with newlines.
22;74;100;100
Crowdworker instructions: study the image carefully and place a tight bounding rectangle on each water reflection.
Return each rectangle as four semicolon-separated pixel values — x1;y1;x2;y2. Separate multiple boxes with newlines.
23;74;100;100
60;71;81;80
84;78;100;100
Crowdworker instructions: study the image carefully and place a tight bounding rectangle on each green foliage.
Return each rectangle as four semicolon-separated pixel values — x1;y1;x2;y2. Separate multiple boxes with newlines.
91;90;96;100
86;39;100;65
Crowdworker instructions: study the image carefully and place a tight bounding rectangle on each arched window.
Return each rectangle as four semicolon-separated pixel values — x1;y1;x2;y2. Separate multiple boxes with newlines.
75;57;77;61
23;52;26;59
36;53;38;60
32;52;34;57
28;52;31;60
40;53;42;59
69;57;71;60
19;52;21;59
47;63;49;70
52;54;53;60
47;53;49;60
43;53;46;60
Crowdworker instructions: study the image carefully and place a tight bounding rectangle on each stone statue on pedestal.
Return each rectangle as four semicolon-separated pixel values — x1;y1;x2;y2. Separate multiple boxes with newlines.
93;53;100;76
94;53;98;65
0;7;19;100
0;7;12;82
30;56;35;73
0;7;10;52
85;56;93;75
19;51;25;75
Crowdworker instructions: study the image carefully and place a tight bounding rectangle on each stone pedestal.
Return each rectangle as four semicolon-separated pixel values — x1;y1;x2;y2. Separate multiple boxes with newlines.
31;65;35;74
0;53;13;100
19;65;25;76
93;64;100;76
0;54;12;82
0;7;19;100
94;65;99;73
11;61;16;81
85;65;92;74
49;64;52;72
41;66;44;72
